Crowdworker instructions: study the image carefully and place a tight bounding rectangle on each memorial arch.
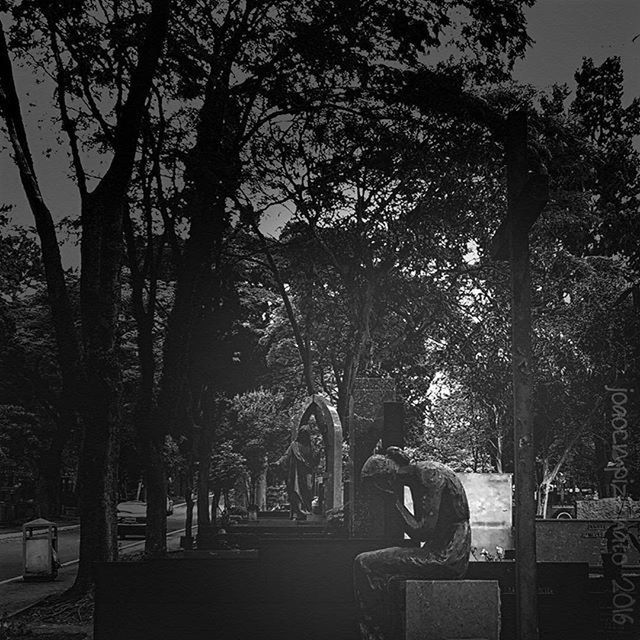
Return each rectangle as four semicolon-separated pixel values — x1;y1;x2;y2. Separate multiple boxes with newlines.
293;394;343;512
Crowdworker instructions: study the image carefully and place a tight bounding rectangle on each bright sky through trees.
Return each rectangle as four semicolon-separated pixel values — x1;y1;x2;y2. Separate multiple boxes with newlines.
1;0;638;263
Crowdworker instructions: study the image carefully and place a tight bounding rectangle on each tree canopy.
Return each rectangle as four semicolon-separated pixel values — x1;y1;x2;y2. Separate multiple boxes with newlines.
1;1;638;596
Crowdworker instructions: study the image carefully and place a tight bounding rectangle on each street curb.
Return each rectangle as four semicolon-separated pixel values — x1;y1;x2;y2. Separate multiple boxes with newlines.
0;524;80;541
0;502;188;542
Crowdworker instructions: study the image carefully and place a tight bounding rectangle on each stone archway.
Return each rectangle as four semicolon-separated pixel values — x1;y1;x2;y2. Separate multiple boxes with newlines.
292;394;343;512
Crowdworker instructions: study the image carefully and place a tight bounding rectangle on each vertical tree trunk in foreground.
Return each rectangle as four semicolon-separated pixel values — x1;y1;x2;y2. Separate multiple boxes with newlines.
74;181;124;588
73;0;171;586
506;111;539;640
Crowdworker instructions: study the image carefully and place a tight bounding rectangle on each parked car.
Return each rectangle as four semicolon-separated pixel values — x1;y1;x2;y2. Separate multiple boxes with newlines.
117;500;147;539
117;497;174;539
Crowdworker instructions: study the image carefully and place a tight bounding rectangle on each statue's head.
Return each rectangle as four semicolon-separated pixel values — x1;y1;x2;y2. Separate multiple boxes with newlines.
360;447;410;495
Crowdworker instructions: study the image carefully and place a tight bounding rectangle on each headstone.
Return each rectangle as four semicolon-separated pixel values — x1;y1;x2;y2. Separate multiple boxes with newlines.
348;378;397;537
536;519;640;566
402;473;513;556
405;580;500;640
458;473;513;558
576;498;640;520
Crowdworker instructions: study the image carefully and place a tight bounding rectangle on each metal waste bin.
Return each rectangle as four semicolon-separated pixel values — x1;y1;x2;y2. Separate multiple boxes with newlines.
22;518;59;581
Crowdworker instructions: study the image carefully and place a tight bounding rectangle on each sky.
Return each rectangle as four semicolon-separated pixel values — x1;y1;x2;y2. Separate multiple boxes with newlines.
514;0;640;98
1;0;639;268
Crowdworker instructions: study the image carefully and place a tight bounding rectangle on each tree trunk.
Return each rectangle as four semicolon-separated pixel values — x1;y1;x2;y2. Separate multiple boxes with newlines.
74;185;124;590
256;461;268;511
536;459;549;518
37;443;63;519
157;66;237;440
74;0;170;589
139;394;166;558
336;281;376;433
37;403;76;519
211;488;221;524
135;293;166;557
542;483;551;519
184;467;195;540
196;438;212;529
124;202;168;557
496;434;504;474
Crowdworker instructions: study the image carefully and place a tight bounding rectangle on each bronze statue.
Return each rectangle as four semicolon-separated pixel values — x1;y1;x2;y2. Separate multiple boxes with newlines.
276;423;317;520
354;447;471;640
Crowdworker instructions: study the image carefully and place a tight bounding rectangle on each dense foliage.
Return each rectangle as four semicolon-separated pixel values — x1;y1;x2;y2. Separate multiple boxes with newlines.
0;1;638;591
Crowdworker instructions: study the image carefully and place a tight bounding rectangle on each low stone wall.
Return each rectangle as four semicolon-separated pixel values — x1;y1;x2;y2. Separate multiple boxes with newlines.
94;541;599;640
94;538;404;640
466;562;592;640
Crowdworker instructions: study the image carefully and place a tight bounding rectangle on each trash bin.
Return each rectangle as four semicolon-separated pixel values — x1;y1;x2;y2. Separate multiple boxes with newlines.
22;518;60;581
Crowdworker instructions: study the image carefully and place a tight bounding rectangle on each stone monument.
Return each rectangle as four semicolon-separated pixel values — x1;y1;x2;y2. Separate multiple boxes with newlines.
349;378;400;537
293;394;343;513
353;447;471;640
275;423;317;520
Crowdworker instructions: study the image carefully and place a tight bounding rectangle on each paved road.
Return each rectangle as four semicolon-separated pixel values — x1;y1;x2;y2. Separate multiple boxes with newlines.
0;504;192;583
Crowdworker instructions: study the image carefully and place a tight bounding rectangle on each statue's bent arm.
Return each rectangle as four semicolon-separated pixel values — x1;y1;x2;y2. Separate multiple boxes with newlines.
395;471;443;541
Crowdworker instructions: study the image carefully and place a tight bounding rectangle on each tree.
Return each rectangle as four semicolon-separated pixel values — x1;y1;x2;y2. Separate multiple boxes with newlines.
414;68;640;501
0;0;171;588
230;389;290;508
155;0;538;426
127;0;538;547
209;441;246;523
245;94;508;430
1;0;540;567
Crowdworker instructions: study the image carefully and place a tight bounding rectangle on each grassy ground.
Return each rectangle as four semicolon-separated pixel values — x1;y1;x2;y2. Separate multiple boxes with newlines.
0;551;146;640
0;591;94;639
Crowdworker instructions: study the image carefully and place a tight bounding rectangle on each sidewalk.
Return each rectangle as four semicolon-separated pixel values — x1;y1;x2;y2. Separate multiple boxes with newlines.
0;525;190;620
0;562;79;619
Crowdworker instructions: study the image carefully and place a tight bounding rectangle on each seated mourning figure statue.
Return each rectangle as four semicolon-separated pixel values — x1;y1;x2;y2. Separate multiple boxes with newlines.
275;423;317;520
354;447;471;640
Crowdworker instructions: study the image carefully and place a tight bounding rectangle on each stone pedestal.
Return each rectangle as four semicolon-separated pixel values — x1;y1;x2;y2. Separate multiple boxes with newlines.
348;378;397;538
405;580;500;640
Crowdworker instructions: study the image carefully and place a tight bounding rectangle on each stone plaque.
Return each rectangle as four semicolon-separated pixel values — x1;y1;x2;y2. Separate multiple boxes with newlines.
536;519;640;566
